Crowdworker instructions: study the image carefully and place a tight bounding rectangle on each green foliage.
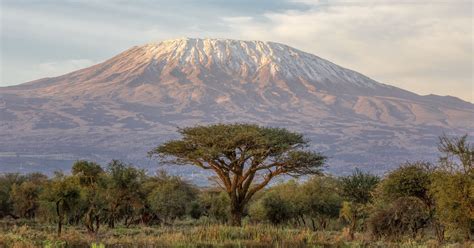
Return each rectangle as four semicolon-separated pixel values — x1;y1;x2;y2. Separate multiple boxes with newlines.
247;177;342;230
104;160;146;228
378;162;432;205
339;169;379;240
341;169;379;204
430;170;473;240
339;201;364;240
0;174;25;218
260;192;292;225
198;190;230;223
431;134;473;241
147;172;197;223
10;181;43;218
301;176;342;226
40;173;82;235
72;160;104;186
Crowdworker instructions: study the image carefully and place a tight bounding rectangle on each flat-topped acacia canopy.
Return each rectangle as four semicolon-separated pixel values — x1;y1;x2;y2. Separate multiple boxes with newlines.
149;123;326;226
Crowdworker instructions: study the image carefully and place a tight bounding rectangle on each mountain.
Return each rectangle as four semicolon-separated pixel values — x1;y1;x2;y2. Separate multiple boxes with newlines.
1;38;472;182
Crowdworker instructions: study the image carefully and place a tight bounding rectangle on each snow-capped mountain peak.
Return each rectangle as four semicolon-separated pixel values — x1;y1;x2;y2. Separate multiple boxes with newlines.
133;38;381;89
1;38;472;177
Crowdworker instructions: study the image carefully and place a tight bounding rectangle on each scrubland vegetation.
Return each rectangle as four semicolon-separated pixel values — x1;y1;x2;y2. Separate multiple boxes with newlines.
0;124;472;247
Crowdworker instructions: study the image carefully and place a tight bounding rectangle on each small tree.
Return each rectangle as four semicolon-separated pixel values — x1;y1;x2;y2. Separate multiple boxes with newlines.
0;173;27;218
340;169;379;240
72;160;106;233
105;160;145;228
431;134;473;241
149;123;326;226
375;162;441;241
378;162;433;205
198;190;230;223
368;197;429;240
40;173;81;236
301;176;342;231
438;134;473;174
147;172;197;224
10;181;43;219
72;160;104;186
261;192;292;225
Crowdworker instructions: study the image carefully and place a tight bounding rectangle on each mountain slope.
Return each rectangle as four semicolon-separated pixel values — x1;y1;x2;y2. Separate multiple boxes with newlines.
1;38;472;180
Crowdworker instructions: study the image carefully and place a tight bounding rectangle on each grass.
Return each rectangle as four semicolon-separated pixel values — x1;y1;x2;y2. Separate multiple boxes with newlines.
0;220;471;247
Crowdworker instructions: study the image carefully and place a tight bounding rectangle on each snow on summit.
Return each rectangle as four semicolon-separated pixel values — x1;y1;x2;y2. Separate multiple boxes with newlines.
137;38;381;89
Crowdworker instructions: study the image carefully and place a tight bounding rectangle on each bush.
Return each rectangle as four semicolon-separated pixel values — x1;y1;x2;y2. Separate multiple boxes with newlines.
368;197;429;240
261;193;293;225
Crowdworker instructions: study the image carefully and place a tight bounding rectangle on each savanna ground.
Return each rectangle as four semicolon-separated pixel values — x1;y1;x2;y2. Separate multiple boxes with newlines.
0;125;472;247
0;219;471;248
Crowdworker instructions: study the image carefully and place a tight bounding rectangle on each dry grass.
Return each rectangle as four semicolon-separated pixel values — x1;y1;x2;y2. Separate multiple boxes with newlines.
0;220;471;247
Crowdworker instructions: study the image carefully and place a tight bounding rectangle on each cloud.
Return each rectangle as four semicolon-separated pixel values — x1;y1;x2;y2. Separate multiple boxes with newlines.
37;59;97;77
1;59;97;84
222;1;473;101
1;0;472;101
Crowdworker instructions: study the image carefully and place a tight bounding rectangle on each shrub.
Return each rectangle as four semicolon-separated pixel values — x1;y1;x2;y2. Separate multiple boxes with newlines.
368;197;429;240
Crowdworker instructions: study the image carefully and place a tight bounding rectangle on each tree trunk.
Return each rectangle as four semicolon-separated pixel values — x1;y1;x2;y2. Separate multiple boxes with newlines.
295;217;301;227
109;217;115;228
230;209;242;226
349;220;356;241
434;221;445;244
58;219;62;237
95;215;100;232
56;201;63;237
300;215;306;227
230;201;243;226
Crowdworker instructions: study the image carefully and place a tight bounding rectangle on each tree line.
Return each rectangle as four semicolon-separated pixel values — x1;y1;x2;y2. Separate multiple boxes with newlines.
0;124;472;242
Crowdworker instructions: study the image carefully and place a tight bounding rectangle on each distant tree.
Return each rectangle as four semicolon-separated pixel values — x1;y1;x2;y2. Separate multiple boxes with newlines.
377;162;433;205
340;169;379;240
339;201;363;240
149;123;326;226
430;134;473;241
272;180;306;227
0;173;27;218
249;180;304;226
72;160;106;233
10;181;44;219
147;172;197;224
368;197;429;240
438;134;473;173
104;160;145;228
373;161;446;241
261;192;292;225
341;169;379;205
40;173;82;236
72;160;104;186
301;176;342;231
188;200;204;219
198;190;230;223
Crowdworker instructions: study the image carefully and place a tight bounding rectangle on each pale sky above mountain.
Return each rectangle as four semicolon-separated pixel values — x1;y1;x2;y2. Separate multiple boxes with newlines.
1;0;472;102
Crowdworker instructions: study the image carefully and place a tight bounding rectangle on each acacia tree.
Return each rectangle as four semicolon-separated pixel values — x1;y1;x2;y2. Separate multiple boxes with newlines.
105;160;145;228
40;173;81;236
71;160;106;233
149;123;326;226
340;169;379;240
431;134;473;241
302;176;342;231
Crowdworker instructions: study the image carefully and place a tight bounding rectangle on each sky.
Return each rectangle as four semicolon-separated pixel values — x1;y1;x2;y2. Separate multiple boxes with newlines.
1;0;473;102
